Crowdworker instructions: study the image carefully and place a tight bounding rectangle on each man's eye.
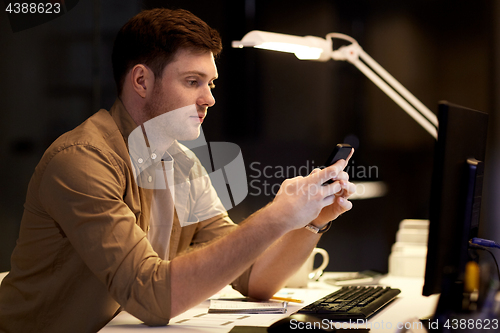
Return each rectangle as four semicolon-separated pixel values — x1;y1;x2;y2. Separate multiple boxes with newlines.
188;80;198;86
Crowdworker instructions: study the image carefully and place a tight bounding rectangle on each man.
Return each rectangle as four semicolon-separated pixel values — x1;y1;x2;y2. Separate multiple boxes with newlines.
0;8;355;332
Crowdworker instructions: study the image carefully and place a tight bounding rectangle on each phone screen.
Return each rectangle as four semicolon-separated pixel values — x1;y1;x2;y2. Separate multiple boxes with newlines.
323;143;353;185
325;143;353;167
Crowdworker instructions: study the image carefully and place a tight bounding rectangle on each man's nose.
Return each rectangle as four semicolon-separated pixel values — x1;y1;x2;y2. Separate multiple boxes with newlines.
198;88;215;108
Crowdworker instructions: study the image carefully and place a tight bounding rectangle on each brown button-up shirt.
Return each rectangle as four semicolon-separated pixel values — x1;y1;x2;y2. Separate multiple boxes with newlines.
0;99;251;332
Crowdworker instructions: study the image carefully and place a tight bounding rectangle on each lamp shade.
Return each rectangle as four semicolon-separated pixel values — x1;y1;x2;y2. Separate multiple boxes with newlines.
232;30;332;61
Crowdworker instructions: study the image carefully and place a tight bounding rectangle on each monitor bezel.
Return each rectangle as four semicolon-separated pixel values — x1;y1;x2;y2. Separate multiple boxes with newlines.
422;101;488;298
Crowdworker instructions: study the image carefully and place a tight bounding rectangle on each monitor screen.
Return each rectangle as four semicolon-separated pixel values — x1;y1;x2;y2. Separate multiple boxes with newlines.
422;101;488;298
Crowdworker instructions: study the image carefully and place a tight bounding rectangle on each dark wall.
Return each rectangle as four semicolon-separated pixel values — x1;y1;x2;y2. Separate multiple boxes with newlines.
0;0;497;273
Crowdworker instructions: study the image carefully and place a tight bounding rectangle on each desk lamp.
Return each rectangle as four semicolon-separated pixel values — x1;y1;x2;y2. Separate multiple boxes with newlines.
232;30;438;139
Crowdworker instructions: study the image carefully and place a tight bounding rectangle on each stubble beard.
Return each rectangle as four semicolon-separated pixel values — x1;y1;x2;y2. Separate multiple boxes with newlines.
142;87;202;143
143;84;163;122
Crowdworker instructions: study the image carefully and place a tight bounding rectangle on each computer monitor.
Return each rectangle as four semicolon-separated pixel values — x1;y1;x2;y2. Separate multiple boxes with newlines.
422;101;488;305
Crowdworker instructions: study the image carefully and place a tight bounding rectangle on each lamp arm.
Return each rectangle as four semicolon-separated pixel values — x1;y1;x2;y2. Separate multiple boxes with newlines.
358;48;438;127
331;42;438;139
352;57;438;139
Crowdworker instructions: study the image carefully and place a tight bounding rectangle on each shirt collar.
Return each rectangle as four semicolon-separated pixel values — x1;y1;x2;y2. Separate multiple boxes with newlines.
110;99;195;184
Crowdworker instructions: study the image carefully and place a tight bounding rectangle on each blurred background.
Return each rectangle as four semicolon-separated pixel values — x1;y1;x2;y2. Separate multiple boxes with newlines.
0;0;499;274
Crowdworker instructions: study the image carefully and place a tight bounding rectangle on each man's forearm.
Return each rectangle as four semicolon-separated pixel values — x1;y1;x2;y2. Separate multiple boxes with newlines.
169;204;287;317
170;161;354;318
247;227;322;299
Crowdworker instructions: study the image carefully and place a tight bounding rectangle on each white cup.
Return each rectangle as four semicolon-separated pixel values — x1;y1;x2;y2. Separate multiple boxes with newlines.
285;248;329;288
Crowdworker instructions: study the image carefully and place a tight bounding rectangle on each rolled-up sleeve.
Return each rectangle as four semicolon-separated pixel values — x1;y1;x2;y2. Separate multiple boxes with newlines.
39;144;172;325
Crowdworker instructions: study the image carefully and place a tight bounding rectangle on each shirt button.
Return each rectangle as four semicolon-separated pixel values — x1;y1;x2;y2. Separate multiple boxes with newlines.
151;153;157;160
148;176;153;183
138;158;144;164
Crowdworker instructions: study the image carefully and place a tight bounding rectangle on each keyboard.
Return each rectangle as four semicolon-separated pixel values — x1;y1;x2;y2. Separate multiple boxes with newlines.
297;285;401;320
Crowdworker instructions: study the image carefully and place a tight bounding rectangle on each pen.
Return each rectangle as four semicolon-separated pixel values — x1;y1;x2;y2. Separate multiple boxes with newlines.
271;296;304;303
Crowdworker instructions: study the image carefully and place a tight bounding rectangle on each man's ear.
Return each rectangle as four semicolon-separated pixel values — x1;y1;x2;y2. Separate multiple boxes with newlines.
130;64;154;99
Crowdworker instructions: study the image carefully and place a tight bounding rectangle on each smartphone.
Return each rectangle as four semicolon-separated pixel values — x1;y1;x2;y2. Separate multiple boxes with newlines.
323;143;353;185
325;143;353;167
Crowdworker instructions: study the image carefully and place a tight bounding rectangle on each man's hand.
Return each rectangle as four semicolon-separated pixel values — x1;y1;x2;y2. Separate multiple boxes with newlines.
311;166;356;227
247;159;355;299
268;159;352;231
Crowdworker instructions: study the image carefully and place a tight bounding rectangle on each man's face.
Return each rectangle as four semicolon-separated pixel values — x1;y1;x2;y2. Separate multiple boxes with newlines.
143;48;218;141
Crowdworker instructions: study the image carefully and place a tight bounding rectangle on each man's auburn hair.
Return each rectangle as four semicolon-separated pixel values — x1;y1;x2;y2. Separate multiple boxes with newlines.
112;8;222;95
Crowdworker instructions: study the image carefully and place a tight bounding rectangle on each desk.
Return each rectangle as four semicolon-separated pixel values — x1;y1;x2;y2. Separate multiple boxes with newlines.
100;273;440;332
